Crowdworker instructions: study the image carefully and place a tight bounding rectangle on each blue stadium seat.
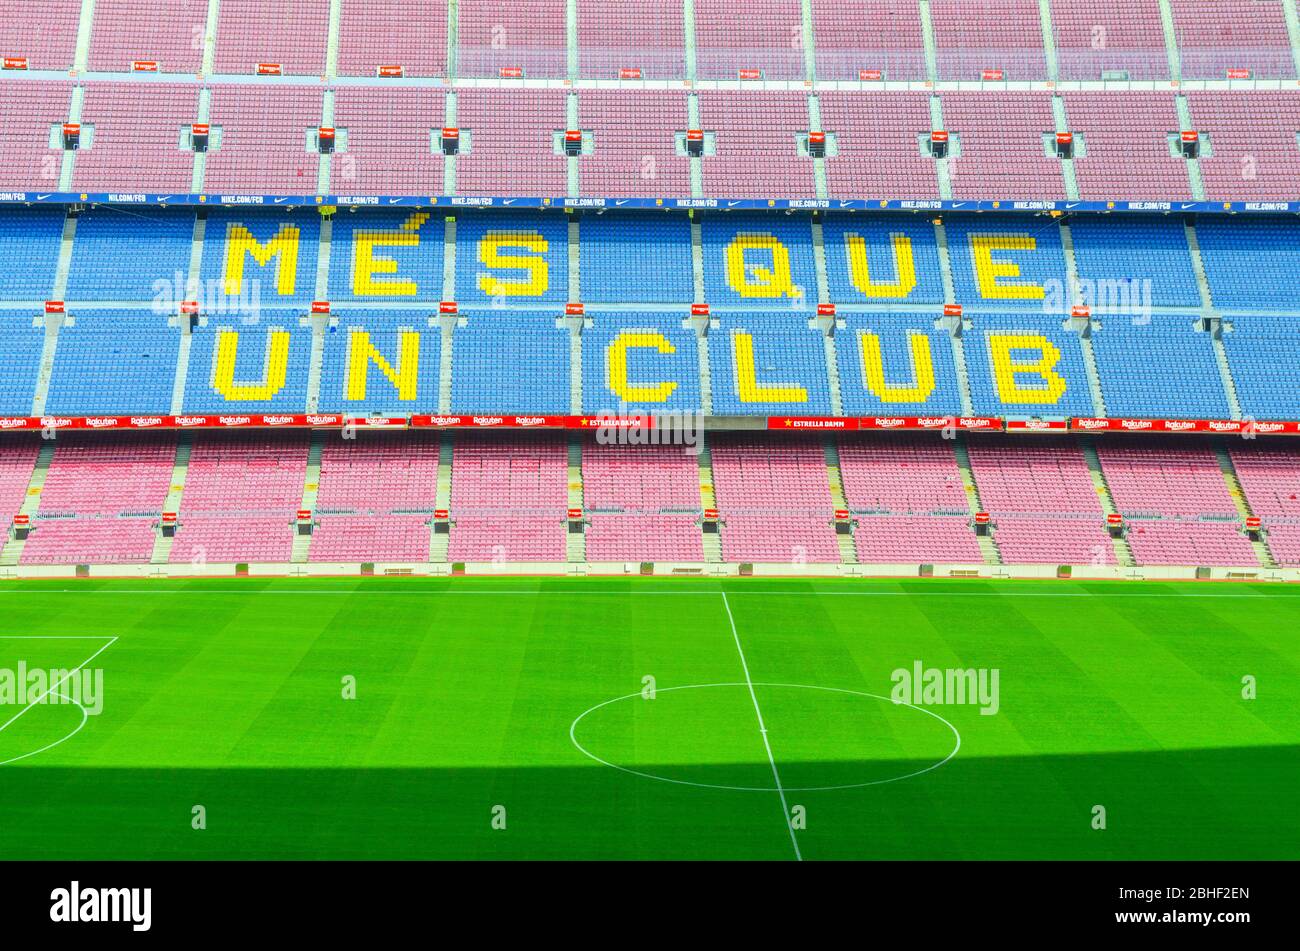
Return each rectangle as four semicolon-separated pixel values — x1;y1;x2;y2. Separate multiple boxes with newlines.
1196;217;1300;310
709;312;833;416
183;318;313;412
822;215;944;304
1068;215;1201;309
66;208;195;302
199;209;322;309
327;209;444;302
0;316;47;414
455;212;568;306
44;310;180;414
581;311;701;414
1092;315;1231;418
1221;317;1300;420
944;215;1069;310
0;208;65;301
963;313;1094;416
579;214;693;303
836;313;962;415
701;215;816;306
451;309;571;414
318;313;440;414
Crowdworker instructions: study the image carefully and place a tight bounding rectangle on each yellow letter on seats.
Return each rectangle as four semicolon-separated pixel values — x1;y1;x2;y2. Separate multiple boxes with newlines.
725;233;802;299
970;233;1045;300
859;331;935;402
344;329;421;401
988;334;1067;404
732;330;807;403
352;212;430;296
223;224;300;296
845;233;917;299
606;331;678;403
211;329;291;402
477;231;549;297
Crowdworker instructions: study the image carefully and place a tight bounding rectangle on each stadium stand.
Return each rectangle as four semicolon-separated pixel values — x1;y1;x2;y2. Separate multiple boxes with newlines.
22;435;174;565
1168;0;1294;80
454;89;568;196
212;0;330;76
966;435;1114;564
943;93;1064;200
1066;215;1201;310
1230;442;1300;566
0;207;65;301
44;311;181;414
710;434;841;563
837;434;984;564
1189;92;1300;201
930;0;1046;80
836;313;964;417
318;314;441;415
65;207;195;301
446;434;568;562
578;91;691;198
71;82;200;193
1096;438;1258;566
0;1;81;71
457;0;567;78
1221;318;1300;422
88;0;208;74
1049;0;1168;81
451;310;572;415
336;0;449;78
330;88;445;197
693;0;805;81
310;431;438;562
709;313;835;416
578;214;693;303
822;214;944;304
0;317;50;415
582;439;705;561
1197;217;1300;310
203;85;324;194
812;1;927;81
698;91;817;199
3;1;1300;578
819;92;939;198
576;0;686;79
170;433;307;564
0;80;72;192
1091;315;1231;420
581;312;702;415
1062;93;1192;201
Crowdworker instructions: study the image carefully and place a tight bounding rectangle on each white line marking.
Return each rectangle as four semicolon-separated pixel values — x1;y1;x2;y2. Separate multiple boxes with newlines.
0;635;116;734
0;588;1288;599
721;592;802;861
0;691;88;766
569;683;961;791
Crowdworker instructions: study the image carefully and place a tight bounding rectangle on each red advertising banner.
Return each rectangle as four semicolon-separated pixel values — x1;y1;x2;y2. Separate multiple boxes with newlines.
0;414;1294;436
1005;418;1069;432
256;63;282;76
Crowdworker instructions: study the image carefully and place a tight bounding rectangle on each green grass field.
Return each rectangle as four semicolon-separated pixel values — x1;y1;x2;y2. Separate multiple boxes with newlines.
0;577;1296;860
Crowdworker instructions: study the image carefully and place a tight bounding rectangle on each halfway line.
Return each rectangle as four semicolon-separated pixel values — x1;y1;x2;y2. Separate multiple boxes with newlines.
721;592;802;862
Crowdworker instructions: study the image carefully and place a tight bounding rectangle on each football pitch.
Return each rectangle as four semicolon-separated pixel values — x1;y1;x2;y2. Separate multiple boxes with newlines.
0;577;1296;861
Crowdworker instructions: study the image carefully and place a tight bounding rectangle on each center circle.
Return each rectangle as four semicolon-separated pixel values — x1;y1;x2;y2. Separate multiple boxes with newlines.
570;683;961;792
